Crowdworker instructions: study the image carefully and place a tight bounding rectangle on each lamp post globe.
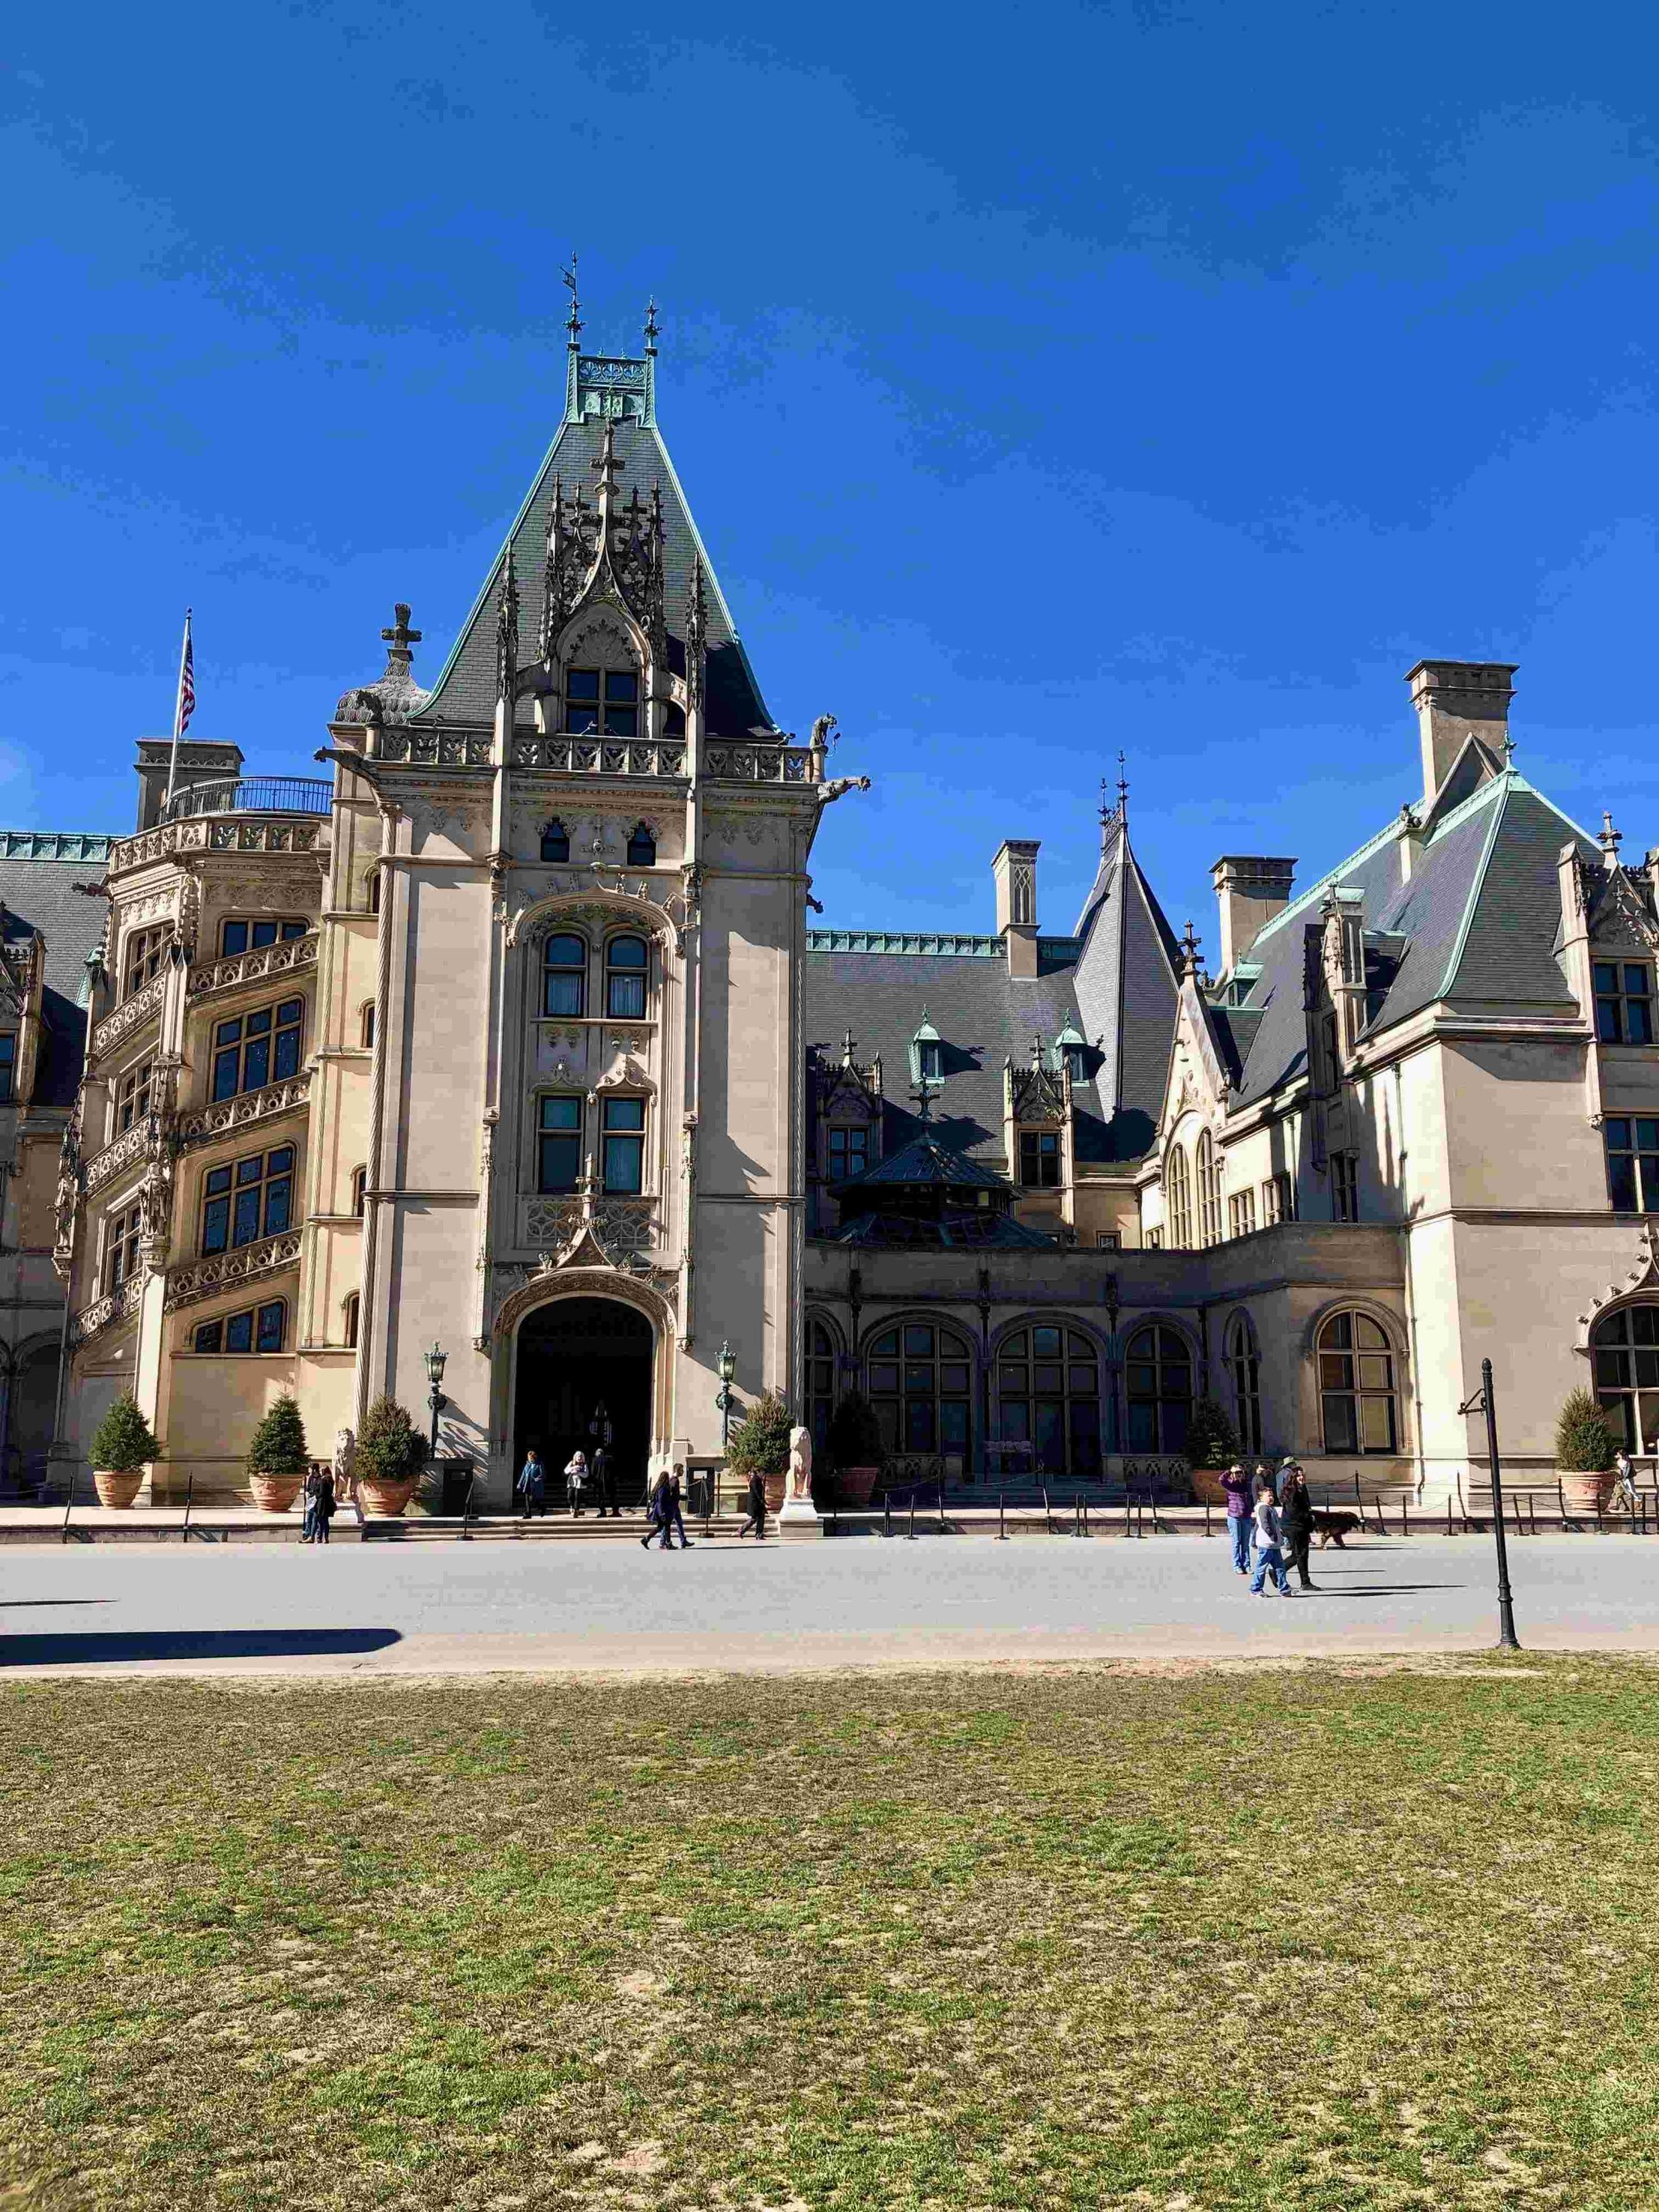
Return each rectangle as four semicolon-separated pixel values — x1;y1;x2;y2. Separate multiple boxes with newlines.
423;1340;448;1459
715;1338;736;1452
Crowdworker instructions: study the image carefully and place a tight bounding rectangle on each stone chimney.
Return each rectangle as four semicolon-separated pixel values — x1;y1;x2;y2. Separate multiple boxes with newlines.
1406;660;1516;808
993;839;1039;980
1211;855;1295;974
134;738;245;830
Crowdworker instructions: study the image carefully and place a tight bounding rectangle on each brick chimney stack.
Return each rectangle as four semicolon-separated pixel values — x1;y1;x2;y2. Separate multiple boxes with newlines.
1211;855;1296;975
1406;660;1516;809
993;840;1039;980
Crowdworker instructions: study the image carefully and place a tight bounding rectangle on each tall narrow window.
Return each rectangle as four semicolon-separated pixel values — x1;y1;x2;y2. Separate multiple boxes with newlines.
605;936;648;1019
1125;1325;1192;1452
827;1126;868;1181
601;1098;645;1193
350;1166;367;1217
1332;1152;1359;1223
124;927;167;1000
104;1202;143;1293
344;1294;360;1351
1166;1146;1192;1249
0;1034;14;1104
542;934;587;1018
368;873;382;916
1605;1118;1659;1212
114;1061;153;1135
1318;1312;1398;1453
996;1325;1103;1475
807;1318;837;1456
1595;962;1654;1045
1019;1129;1061;1187
537;1097;583;1194
564;667;639;737
626;823;657;868
1229;1187;1256;1238
360;1002;376;1049
1262;1173;1295;1225
1197;1131;1219;1247
540;820;570;863
201;1146;295;1255
1225;1313;1263;1454
211;999;303;1101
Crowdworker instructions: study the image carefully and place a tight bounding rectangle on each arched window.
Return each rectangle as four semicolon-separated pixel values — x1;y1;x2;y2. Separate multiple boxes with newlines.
1125;1324;1192;1452
626;823;657;868
368;873;382;916
1197;1131;1220;1249
540;820;570;863
344;1294;360;1350
996;1325;1103;1475
350;1166;367;1218
1225;1312;1262;1454
807;1317;838;1456
1592;1305;1659;1451
866;1320;972;1460
542;932;587;1018
605;935;648;1019
1318;1311;1399;1454
360;1001;376;1049
1166;1146;1192;1249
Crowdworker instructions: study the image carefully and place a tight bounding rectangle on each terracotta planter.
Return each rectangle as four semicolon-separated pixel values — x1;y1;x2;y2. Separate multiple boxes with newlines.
92;1468;144;1510
836;1465;880;1509
359;1474;417;1518
1560;1470;1616;1515
764;1469;787;1514
249;1471;303;1514
1189;1467;1230;1506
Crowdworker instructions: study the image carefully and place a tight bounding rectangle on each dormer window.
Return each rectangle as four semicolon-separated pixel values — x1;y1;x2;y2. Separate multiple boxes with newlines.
1055;1020;1086;1083
565;667;639;738
1595;962;1653;1045
626;823;657;868
540;820;570;863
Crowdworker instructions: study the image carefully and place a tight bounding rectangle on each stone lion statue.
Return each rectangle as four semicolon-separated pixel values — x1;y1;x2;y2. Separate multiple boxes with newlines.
787;1424;813;1501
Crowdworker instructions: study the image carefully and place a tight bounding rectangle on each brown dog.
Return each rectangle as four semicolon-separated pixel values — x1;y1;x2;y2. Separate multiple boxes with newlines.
1312;1509;1362;1548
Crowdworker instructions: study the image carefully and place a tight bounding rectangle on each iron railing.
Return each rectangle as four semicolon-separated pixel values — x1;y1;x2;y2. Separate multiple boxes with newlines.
162;776;332;823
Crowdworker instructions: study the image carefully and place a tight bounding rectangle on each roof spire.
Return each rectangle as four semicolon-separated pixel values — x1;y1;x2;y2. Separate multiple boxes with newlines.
592;417;620;520
1116;751;1128;818
495;545;519;705
644;296;659;355
562;253;582;348
684;556;708;715
1179;918;1201;979
841;1027;857;1066
1601;810;1624;871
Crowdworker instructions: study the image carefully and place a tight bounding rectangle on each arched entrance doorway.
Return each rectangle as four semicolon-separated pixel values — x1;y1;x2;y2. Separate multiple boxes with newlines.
513;1298;654;1506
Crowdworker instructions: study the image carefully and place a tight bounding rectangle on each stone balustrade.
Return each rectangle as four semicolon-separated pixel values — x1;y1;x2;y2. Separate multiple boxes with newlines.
71;1274;144;1348
703;744;817;784
81;1116;157;1198
372;730;493;766
520;1193;658;1256
188;932;317;1001
108;816;326;874
165;1230;303;1313
91;972;167;1060
175;1070;312;1150
512;737;688;778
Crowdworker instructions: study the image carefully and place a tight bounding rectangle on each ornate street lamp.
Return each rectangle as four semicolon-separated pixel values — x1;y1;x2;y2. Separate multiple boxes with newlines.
423;1340;448;1460
715;1339;737;1452
1459;1357;1521;1649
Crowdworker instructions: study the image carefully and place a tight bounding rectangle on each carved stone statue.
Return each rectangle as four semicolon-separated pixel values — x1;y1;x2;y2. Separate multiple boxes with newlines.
817;775;871;808
332;1427;357;1499
787;1425;812;1499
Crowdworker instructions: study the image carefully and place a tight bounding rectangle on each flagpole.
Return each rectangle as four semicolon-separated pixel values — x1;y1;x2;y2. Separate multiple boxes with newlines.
164;607;192;811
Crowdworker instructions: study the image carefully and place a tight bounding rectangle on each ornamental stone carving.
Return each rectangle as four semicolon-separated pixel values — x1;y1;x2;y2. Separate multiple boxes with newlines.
165;1230;302;1313
188;932;317;1001
175;1070;312;1149
91;972;167;1060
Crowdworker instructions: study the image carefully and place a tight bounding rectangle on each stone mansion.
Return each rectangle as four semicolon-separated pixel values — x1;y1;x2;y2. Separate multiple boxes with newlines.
3;321;1656;1506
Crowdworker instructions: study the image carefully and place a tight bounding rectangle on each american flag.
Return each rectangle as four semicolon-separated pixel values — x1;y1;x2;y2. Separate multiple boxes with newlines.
175;609;195;737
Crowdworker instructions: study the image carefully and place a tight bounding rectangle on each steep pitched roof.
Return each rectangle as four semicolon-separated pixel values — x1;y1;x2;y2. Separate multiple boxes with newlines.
0;837;112;1109
833;1128;1011;1192
1071;810;1182;1152
410;396;772;737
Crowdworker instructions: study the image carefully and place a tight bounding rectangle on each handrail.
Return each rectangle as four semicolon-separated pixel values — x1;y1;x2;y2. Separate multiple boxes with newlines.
461;1469;476;1541
162;776;332;823
182;1470;194;1542
60;1465;75;1543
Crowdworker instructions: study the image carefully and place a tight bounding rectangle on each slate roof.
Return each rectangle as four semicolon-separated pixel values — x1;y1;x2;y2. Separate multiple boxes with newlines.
832;1129;1010;1192
0;838;112;1109
825;1209;1056;1249
410;407;772;738
1224;767;1598;1109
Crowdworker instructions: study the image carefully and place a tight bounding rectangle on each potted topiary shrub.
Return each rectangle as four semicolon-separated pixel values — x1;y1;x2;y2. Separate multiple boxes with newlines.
826;1389;885;1508
726;1390;794;1514
354;1394;426;1517
246;1394;310;1514
1555;1388;1617;1515
1184;1397;1242;1506
88;1394;161;1510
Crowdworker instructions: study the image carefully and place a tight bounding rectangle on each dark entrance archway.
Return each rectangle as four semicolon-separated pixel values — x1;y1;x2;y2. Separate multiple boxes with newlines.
513;1298;654;1507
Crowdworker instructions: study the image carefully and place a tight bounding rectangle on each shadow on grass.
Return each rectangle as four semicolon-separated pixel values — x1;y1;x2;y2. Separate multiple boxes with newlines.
0;1627;402;1668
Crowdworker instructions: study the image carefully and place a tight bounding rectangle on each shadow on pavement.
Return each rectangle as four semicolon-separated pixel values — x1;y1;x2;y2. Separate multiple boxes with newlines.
1312;1584;1468;1597
0;1627;402;1667
0;1599;112;1609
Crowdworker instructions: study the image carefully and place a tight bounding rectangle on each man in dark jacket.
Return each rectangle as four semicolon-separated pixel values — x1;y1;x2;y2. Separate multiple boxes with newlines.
313;1469;336;1547
738;1470;767;1541
1280;1465;1317;1589
1218;1462;1253;1575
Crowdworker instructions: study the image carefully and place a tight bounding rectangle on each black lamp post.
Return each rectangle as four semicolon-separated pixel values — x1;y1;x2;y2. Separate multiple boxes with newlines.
715;1338;737;1452
423;1340;448;1461
1459;1357;1521;1649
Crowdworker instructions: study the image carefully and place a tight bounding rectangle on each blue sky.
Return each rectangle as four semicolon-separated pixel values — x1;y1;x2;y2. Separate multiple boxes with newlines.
3;2;1658;944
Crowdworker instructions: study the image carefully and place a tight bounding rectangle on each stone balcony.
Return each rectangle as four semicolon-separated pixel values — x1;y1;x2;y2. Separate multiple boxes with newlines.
165;1229;303;1314
188;932;317;1004
109;776;332;876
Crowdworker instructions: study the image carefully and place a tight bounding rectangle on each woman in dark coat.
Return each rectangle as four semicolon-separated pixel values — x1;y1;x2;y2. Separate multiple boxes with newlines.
1280;1465;1317;1590
738;1469;767;1541
641;1469;675;1551
313;1469;336;1547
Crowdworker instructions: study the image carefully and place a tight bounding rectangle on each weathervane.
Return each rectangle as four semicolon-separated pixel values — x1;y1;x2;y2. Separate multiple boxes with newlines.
644;296;659;354
562;253;582;345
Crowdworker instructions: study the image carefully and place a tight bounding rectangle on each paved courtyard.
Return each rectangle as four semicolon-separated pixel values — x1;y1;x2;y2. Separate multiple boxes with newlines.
0;1530;1654;1674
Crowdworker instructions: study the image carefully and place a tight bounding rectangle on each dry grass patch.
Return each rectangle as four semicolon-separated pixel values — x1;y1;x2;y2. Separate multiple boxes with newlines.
2;1656;1658;2209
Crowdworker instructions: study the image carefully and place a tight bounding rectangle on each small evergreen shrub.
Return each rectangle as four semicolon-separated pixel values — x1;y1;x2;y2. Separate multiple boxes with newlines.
826;1390;885;1469
246;1394;309;1477
1554;1389;1615;1474
1183;1396;1240;1470
88;1395;161;1474
725;1391;793;1478
355;1395;424;1484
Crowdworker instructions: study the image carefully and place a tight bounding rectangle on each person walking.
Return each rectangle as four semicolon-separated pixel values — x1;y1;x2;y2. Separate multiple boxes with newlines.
1280;1465;1317;1590
517;1446;547;1521
1614;1447;1639;1518
640;1468;676;1550
564;1450;588;1517
666;1463;693;1548
594;1443;620;1518
301;1464;322;1544
738;1468;767;1541
313;1467;335;1547
1218;1461;1253;1575
1249;1475;1292;1596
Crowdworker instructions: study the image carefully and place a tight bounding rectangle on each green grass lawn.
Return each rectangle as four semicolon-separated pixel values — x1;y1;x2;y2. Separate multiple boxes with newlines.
3;1657;1658;2210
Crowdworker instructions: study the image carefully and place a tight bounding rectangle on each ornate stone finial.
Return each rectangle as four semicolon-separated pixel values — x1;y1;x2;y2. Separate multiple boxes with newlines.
1116;751;1129;817
644;296;659;354
1602;810;1624;870
562;253;582;346
495;544;519;705
1179;919;1202;978
1030;1033;1045;1067
684;556;708;715
841;1027;856;1066
381;604;421;665
592;417;621;518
